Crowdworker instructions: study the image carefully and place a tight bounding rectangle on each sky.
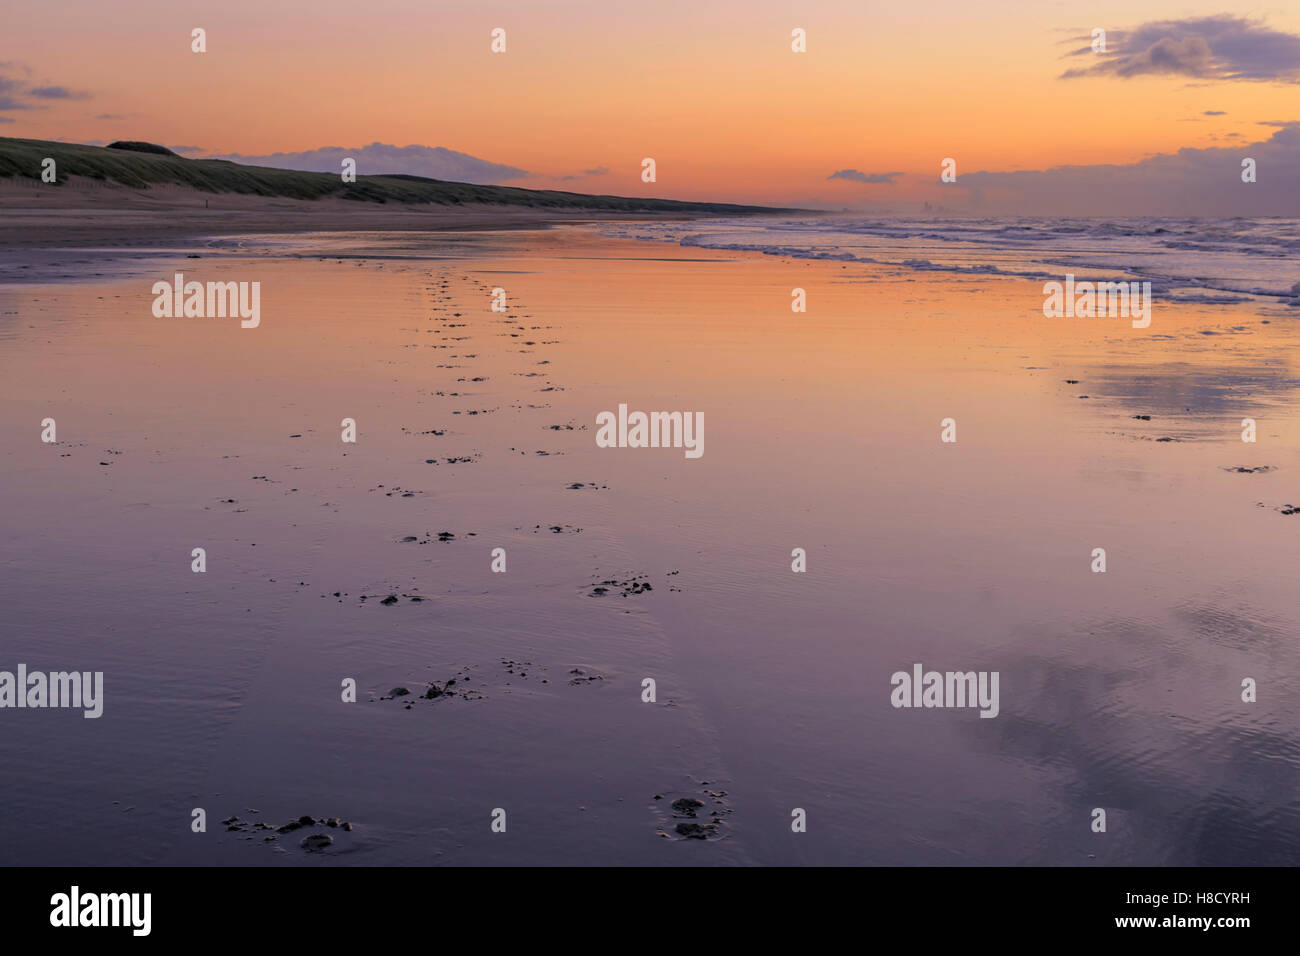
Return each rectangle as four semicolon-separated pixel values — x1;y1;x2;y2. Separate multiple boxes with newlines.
3;0;1300;212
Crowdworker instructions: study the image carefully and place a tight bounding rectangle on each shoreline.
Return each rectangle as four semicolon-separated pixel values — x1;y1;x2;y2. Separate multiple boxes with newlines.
0;176;778;253
0;177;768;286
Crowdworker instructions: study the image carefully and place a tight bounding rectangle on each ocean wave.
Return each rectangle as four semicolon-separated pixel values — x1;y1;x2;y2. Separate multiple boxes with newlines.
604;216;1300;309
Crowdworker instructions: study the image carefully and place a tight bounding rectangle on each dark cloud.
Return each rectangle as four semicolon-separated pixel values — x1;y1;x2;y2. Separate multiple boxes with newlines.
1204;109;1227;115
1062;16;1300;82
205;142;528;184
828;169;902;184
583;166;610;176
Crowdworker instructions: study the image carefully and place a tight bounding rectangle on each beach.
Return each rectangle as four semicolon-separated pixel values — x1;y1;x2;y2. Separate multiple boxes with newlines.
2;216;1298;866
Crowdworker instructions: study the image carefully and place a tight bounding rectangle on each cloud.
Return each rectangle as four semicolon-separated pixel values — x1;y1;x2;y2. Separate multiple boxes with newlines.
0;117;13;124
95;113;124;120
1204;110;1227;115
828;169;903;184
0;63;91;110
555;166;612;182
946;122;1300;216
204;142;528;184
28;85;89;100
1061;16;1300;82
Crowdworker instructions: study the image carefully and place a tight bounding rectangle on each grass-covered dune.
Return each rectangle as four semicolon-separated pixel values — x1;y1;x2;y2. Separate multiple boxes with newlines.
0;137;795;214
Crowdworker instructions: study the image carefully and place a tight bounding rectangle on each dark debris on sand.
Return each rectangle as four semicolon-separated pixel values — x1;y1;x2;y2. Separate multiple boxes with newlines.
371;659;616;703
657;786;733;841
589;573;653;598
221;813;354;851
373;666;481;705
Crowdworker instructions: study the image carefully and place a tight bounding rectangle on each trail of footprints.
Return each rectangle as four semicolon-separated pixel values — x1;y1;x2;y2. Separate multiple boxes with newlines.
212;269;720;851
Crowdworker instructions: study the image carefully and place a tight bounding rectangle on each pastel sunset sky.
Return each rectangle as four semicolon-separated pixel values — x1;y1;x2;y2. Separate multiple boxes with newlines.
4;0;1299;210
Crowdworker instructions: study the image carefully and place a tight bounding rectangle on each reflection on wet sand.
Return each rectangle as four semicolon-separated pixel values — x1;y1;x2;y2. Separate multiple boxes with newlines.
0;226;1297;865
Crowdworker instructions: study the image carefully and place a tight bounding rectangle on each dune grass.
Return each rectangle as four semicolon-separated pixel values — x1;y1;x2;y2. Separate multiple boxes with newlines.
0;137;795;214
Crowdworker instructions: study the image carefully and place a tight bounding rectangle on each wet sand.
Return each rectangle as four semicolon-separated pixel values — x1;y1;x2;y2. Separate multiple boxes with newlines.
1;225;1298;865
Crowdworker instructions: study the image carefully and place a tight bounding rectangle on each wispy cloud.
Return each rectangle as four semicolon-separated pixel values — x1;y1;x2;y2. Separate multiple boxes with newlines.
0;62;91;120
28;85;89;100
828;169;903;184
555;166;612;182
1061;16;1300;82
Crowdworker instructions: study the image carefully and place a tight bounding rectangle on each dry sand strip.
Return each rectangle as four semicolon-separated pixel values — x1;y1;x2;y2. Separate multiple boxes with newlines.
0;177;729;250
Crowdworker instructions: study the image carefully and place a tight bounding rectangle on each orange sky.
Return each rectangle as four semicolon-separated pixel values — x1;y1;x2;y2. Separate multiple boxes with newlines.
4;0;1299;205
